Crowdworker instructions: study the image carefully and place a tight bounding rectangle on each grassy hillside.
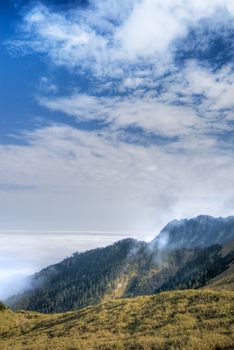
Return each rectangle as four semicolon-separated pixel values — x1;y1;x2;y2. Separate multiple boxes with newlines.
1;289;234;350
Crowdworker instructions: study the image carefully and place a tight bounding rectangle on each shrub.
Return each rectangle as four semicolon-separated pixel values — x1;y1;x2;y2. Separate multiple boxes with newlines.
0;301;6;311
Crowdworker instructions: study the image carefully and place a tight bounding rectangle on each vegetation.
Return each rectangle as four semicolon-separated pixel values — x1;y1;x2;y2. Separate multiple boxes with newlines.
0;301;6;311
205;241;234;291
7;239;148;312
7;239;234;313
1;289;234;350
156;244;234;292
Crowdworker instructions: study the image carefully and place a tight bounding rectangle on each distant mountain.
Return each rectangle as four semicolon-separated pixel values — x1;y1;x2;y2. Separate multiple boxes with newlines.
6;215;234;313
152;215;234;249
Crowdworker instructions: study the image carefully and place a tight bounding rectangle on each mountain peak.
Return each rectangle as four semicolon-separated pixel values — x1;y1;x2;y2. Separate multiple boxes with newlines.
152;215;234;249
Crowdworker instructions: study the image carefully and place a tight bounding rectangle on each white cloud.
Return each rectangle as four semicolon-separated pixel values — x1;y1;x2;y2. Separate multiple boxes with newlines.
155;61;234;134
21;4;108;69
115;0;187;58
38;56;234;141
0;124;234;236
39;93;202;137
39;77;58;93
11;0;233;76
184;62;234;112
3;0;234;237
16;0;233;132
5;0;234;230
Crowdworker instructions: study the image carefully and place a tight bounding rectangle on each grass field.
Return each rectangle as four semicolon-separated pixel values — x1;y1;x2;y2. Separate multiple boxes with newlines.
1;289;234;350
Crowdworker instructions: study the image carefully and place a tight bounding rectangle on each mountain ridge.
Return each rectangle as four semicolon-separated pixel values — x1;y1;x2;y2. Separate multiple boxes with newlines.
152;214;234;249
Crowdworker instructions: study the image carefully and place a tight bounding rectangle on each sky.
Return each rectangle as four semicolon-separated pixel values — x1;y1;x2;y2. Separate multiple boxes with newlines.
0;0;234;296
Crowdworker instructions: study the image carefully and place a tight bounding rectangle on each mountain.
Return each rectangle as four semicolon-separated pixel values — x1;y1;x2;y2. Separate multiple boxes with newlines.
1;290;234;350
6;215;234;313
152;215;234;249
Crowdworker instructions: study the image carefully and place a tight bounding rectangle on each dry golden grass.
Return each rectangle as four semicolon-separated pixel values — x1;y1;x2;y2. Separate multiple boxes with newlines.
1;289;234;350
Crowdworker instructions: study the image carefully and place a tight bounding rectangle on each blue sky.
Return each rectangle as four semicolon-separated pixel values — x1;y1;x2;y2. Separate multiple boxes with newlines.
0;0;234;235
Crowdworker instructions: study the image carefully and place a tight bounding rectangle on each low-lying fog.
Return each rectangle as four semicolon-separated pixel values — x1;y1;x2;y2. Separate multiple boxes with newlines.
0;231;139;300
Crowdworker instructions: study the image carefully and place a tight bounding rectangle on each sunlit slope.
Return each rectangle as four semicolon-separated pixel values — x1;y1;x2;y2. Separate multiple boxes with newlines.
1;289;234;350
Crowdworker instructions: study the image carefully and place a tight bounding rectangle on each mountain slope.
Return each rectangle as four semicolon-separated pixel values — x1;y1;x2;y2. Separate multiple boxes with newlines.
205;263;234;291
125;243;234;296
6;215;234;313
205;240;234;291
1;290;234;350
7;238;147;312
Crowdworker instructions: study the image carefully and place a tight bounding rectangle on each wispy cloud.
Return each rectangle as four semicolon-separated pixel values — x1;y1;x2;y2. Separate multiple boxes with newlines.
37;59;234;150
38;93;202;138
